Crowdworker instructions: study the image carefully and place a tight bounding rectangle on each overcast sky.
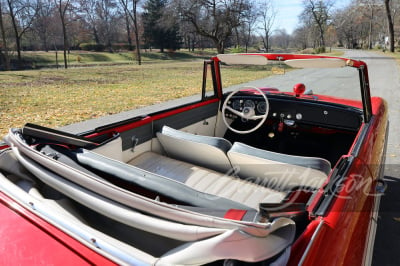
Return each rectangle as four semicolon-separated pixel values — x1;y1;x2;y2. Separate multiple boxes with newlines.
272;0;352;34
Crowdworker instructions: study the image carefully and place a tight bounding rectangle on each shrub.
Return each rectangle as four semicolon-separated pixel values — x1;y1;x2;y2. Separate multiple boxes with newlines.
230;46;246;53
79;43;106;52
314;46;326;54
112;43;135;51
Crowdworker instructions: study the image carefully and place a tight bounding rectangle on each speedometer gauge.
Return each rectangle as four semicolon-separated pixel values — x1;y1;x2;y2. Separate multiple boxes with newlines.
257;102;267;114
243;100;255;108
232;100;241;110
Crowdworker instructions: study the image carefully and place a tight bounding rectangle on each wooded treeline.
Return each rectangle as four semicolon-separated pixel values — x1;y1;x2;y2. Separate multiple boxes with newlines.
0;0;399;70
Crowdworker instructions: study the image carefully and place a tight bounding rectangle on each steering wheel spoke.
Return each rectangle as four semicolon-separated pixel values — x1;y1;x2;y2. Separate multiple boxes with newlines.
249;114;265;120
225;106;245;118
222;86;269;134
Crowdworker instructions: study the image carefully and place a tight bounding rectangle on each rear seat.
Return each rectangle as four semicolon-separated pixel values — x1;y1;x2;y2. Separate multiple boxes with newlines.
75;149;256;210
84;125;329;210
129;152;286;210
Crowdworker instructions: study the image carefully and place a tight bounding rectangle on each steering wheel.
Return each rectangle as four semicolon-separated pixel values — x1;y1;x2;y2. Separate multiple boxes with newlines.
222;86;269;134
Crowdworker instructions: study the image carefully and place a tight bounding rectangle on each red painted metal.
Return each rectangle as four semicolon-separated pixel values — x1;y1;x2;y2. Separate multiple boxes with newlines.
151;98;219;121
84;98;220;140
84;116;152;139
0;192;116;265
223;209;248;220
288;96;387;265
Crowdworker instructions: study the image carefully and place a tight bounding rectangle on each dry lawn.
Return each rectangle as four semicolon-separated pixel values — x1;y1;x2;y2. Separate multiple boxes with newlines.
0;61;270;136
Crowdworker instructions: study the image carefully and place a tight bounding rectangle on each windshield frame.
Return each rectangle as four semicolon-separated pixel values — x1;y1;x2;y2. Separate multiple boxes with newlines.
210;53;372;123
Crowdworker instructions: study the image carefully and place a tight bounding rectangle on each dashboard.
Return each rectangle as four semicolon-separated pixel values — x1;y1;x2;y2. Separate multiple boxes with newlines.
224;95;363;131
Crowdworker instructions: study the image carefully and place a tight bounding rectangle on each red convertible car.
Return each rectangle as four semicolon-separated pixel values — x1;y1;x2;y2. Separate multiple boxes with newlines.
0;54;388;265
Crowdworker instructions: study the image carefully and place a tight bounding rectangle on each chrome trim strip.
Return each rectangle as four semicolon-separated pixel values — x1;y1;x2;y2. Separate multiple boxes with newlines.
299;219;325;266
362;192;381;266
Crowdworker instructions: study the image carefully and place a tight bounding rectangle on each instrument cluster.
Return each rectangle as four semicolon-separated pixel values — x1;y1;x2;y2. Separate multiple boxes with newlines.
229;99;267;114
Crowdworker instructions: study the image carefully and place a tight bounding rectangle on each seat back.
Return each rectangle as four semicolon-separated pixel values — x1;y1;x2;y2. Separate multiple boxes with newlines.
227;142;331;190
156;126;233;173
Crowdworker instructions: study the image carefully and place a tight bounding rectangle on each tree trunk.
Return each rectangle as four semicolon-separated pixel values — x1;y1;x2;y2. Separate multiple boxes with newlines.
93;28;100;44
132;2;141;65
317;24;325;47
124;13;133;50
214;39;224;54
0;2;10;70
61;16;68;68
7;0;22;66
384;0;395;52
234;27;240;48
57;0;69;69
124;0;141;65
262;32;270;52
368;7;374;49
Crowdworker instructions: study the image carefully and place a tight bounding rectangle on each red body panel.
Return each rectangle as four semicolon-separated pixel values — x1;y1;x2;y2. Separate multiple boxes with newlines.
289;97;388;265
85;98;220;139
0;192;116;266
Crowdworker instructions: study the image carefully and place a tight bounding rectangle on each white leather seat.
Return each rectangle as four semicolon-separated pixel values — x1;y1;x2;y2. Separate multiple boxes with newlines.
228;142;331;191
156;126;233;173
130;151;286;210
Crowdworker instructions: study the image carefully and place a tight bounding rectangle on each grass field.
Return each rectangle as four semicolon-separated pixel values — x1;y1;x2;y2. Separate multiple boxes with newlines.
0;50;345;137
21;50;215;68
0;55;274;136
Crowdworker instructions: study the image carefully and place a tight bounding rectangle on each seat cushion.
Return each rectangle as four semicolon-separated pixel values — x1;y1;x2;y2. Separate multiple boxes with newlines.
228;142;331;190
130;152;286;210
156;126;233;173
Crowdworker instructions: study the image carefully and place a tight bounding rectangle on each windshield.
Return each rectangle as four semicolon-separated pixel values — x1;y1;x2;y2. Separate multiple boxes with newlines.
219;57;362;103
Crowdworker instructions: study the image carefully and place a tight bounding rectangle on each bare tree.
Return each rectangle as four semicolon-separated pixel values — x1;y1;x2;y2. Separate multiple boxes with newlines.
95;0;119;51
180;19;197;51
119;0;141;65
331;6;352;48
0;1;10;70
54;0;71;69
301;0;333;49
356;0;383;49
78;0;101;44
234;1;257;51
271;29;290;49
78;0;120;51
258;0;276;52
292;26;309;50
34;0;56;52
6;0;39;66
175;0;251;54
384;0;395;52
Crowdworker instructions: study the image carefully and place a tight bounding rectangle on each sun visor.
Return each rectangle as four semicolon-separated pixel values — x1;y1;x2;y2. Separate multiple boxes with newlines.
284;58;347;68
217;54;268;65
